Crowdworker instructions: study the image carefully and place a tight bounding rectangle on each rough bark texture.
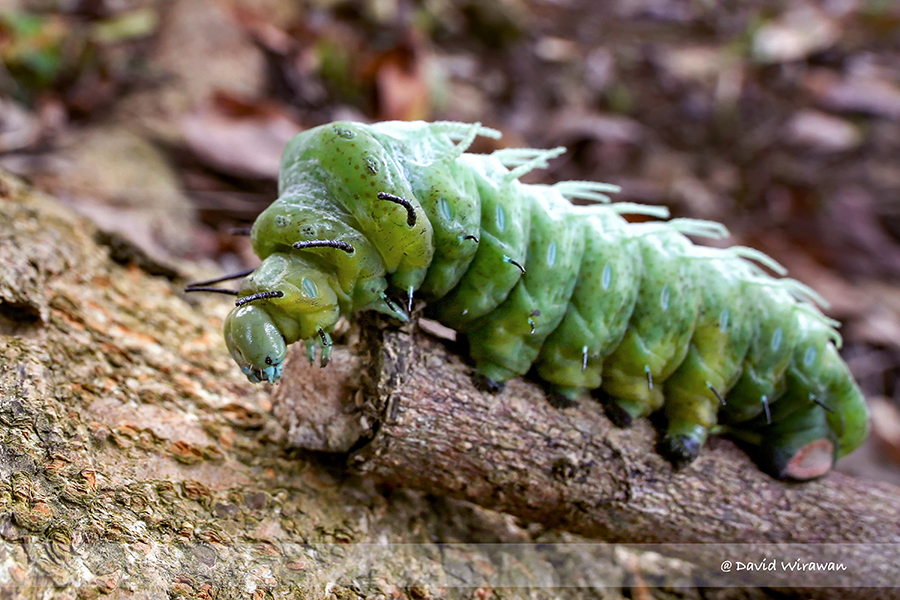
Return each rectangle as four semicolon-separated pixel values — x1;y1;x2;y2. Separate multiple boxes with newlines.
1;170;895;599
273;283;900;599
345;327;900;546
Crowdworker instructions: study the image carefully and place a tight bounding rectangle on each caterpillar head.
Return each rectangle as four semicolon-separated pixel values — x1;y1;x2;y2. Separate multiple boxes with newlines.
224;304;288;383
224;253;341;384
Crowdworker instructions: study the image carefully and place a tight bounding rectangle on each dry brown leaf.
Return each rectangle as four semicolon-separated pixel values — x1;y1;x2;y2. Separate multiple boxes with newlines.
546;110;644;147
752;5;840;63
29;124;196;263
868;397;900;467
785;109;863;153
821;186;900;279
849;305;900;353
806;68;900;119
744;231;873;322
377;64;430;121
181;93;303;180
118;0;266;142
371;39;433;122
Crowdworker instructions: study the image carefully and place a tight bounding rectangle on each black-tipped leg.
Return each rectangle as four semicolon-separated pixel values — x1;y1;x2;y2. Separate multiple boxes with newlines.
604;403;633;428
595;394;633;428
547;391;579;410
590;389;635;427
472;373;505;394
661;434;701;469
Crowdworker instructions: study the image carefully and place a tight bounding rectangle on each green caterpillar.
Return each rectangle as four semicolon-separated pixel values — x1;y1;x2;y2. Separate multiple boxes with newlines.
188;120;869;481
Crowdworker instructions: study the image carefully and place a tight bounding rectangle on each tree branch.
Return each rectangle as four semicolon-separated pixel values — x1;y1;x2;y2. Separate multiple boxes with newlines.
9;171;736;599
273;319;900;597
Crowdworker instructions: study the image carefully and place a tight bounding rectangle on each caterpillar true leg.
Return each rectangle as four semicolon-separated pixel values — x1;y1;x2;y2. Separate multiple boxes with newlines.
317;328;333;367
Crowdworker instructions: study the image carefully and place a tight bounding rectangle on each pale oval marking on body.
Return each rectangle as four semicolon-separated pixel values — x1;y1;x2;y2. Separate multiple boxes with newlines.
804;346;817;367
438;197;452;221
771;327;783;352
660;284;670;311
547;241;557;267
302;278;318;298
602;264;612;290
719;308;729;332
496;204;506;231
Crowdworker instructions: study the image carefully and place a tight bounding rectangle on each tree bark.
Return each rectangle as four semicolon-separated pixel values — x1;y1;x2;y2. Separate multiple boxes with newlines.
1;171;667;600
273;289;900;599
2;169;895;599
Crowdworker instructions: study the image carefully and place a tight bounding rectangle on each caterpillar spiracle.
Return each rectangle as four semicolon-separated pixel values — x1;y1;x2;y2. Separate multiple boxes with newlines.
188;120;869;481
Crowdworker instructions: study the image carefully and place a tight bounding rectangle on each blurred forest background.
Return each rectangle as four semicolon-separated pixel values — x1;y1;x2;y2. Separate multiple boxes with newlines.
3;0;900;482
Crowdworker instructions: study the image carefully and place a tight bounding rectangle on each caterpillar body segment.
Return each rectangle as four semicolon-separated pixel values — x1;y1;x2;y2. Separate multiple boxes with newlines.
660;252;757;463
426;153;534;329
462;185;587;384
533;208;644;401
209;120;869;480
716;283;799;425
369;121;487;300
278;121;435;294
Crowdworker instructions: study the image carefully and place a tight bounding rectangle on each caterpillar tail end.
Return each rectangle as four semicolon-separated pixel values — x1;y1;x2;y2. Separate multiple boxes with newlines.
753;438;836;481
780;439;836;480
